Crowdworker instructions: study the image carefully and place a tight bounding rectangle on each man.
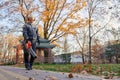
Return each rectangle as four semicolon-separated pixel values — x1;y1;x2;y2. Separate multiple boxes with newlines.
22;16;40;70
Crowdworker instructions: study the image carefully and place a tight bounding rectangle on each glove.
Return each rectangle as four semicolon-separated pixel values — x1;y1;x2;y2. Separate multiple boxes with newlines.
26;41;32;49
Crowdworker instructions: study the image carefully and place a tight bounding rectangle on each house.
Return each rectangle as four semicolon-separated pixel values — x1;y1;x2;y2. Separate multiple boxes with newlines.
70;51;83;63
54;51;88;63
54;54;63;63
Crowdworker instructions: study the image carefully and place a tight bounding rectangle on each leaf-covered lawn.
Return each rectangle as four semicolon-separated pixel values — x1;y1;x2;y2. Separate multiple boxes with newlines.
33;63;120;76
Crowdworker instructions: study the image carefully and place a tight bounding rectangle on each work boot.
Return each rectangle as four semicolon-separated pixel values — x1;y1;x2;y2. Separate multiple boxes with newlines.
25;63;31;70
30;63;33;70
26;66;31;70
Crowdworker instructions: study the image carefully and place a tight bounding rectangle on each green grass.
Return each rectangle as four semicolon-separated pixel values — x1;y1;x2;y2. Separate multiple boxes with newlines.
33;63;73;72
32;63;120;76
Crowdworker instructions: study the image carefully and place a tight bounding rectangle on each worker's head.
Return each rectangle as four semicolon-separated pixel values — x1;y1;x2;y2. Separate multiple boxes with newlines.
27;16;35;23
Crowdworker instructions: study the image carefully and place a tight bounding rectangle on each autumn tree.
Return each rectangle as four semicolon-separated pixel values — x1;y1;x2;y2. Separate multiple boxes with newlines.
109;0;120;21
0;34;18;63
0;1;12;34
91;39;105;63
39;0;87;62
101;0;120;63
39;0;87;41
74;27;88;64
84;0;112;64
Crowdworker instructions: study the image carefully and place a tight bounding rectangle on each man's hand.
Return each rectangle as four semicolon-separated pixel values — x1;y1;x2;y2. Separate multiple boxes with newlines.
26;41;32;49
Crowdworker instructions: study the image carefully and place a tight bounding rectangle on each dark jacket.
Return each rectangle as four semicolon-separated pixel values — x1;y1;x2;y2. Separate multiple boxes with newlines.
23;23;40;42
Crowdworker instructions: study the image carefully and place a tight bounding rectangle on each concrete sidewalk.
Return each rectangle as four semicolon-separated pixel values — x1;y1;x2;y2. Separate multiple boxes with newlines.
0;67;27;80
0;66;119;80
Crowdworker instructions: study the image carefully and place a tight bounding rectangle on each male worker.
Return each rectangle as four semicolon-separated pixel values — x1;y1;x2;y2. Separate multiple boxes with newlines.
22;16;40;70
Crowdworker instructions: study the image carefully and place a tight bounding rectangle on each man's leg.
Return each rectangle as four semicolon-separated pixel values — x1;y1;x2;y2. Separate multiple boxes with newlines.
23;48;30;70
30;41;36;69
30;55;35;70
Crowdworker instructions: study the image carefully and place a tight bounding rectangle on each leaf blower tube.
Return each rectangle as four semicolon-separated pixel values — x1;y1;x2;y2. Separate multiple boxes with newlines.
26;41;37;58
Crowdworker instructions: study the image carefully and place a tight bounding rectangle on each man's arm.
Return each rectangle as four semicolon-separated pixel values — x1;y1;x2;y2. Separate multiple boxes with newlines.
23;25;29;41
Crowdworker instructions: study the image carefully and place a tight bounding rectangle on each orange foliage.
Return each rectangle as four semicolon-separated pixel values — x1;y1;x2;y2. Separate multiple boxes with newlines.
87;65;92;72
70;64;83;73
39;0;88;42
70;66;77;73
16;0;89;44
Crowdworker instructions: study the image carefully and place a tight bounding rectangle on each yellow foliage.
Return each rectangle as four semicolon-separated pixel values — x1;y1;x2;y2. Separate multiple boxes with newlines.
39;0;87;42
76;0;82;3
49;2;54;10
82;2;87;7
68;24;75;29
69;29;76;35
38;25;44;38
43;10;49;16
58;25;67;31
86;18;93;24
71;15;75;19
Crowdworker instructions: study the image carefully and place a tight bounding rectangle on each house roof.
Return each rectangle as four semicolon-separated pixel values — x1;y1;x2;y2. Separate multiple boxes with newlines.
36;42;55;49
36;38;55;49
39;38;50;43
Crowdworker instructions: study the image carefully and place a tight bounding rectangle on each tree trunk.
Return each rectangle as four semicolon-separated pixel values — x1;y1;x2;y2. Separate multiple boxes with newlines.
88;19;92;64
44;26;49;63
88;9;92;64
109;57;112;63
101;54;105;64
81;48;85;64
115;55;119;64
81;52;85;64
88;37;92;64
44;49;49;63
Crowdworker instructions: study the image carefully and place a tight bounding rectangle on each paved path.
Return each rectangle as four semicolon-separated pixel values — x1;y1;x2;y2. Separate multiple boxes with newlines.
0;66;27;80
0;66;119;80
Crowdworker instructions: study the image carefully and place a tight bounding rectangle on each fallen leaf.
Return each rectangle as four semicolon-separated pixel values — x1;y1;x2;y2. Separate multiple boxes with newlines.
29;77;35;80
68;73;73;78
45;75;58;80
44;78;49;80
80;70;88;75
26;71;28;73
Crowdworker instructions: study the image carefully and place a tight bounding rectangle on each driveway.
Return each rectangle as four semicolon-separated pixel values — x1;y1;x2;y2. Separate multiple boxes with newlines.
0;66;119;80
